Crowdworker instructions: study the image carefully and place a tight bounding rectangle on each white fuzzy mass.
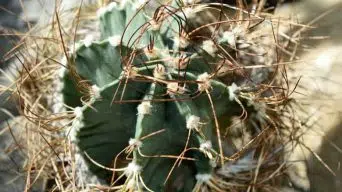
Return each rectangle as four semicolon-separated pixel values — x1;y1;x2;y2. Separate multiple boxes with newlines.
137;101;152;115
202;40;217;55
200;141;212;151
195;173;211;182
228;83;238;101
91;85;101;99
96;2;119;18
186;115;200;130
83;35;94;47
125;162;142;175
74;107;83;120
108;35;121;47
129;138;142;148
197;72;211;92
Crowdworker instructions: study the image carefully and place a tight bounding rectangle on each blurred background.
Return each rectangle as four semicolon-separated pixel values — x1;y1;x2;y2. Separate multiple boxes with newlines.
1;1;30;191
1;0;342;191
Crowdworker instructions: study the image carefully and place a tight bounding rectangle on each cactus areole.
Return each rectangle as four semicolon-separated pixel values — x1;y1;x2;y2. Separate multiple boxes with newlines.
61;1;270;191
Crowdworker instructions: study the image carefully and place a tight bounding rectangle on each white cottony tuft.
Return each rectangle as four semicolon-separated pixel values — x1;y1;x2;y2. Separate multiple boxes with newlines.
149;19;161;31
75;153;88;172
124;66;139;77
222;31;235;46
210;159;217;168
167;82;185;95
144;47;158;59
129;138;142;148
57;65;67;79
96;7;106;18
125;162;142;176
166;55;188;70
74;152;103;188
197;72;211;92
83;35;94;47
55;80;65;92
91;85;101;99
221;27;244;46
137;101;152;115
75;153;90;184
69;42;81;54
173;36;189;49
186;115;200;130
199;140;213;159
228;83;238;101
108;35;121;47
70;119;84;142
167;82;178;94
153;65;166;79
202;40;217;56
52;102;64;114
96;2;119;17
61;55;68;66
195;173;211;182
74;107;83;120
106;2;118;11
200;141;212;151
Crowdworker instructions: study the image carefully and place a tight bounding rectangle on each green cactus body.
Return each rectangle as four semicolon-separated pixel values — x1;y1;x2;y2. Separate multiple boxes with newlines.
60;1;270;191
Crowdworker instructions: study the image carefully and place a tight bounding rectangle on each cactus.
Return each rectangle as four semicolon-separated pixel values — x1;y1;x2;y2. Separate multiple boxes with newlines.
54;0;285;191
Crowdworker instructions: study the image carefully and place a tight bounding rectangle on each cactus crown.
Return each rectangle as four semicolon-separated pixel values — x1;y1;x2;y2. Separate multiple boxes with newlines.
60;0;279;191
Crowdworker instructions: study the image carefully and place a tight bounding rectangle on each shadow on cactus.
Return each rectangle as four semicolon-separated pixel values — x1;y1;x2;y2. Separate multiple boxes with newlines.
59;1;288;191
